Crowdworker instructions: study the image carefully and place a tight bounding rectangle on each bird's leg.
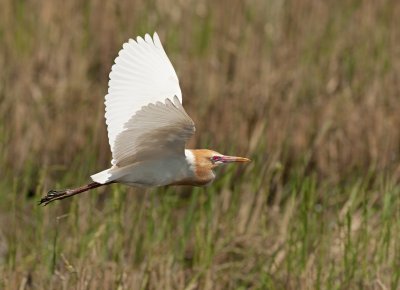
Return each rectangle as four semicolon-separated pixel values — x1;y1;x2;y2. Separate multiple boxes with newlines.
39;182;111;206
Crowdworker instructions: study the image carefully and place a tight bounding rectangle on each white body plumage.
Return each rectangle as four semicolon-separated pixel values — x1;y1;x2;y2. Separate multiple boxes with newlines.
91;150;197;187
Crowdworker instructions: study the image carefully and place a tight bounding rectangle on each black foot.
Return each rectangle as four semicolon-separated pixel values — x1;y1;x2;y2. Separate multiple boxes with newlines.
39;189;68;206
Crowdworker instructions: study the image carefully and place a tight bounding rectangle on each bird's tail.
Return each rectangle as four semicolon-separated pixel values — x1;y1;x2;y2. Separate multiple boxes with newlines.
90;166;129;184
90;168;114;184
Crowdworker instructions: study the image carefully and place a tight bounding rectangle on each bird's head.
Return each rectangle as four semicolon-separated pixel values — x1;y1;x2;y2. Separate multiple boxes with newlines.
190;149;251;169
208;151;251;168
183;149;251;186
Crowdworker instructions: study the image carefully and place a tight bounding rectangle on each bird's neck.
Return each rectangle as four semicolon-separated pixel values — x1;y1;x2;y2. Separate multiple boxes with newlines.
180;149;215;186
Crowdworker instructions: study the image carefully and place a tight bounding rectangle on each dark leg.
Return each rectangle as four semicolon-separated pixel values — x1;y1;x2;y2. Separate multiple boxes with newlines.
39;182;112;206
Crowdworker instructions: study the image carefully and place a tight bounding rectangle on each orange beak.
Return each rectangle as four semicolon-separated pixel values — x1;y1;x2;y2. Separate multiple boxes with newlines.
221;155;251;163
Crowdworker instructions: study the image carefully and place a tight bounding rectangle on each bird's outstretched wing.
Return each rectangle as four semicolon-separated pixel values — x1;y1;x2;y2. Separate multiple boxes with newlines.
113;96;195;167
105;32;191;165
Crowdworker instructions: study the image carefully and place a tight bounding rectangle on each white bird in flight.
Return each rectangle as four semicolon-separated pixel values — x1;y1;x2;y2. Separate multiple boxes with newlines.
40;32;250;205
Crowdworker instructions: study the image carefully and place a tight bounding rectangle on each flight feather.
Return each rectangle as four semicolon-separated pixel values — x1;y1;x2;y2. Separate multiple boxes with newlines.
105;32;184;165
113;96;195;167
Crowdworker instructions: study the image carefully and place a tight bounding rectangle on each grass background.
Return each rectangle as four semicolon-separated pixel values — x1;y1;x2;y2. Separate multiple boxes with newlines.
1;0;400;289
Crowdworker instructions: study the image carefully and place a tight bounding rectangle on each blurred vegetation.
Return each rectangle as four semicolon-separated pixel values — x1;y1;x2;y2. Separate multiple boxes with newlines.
1;0;400;289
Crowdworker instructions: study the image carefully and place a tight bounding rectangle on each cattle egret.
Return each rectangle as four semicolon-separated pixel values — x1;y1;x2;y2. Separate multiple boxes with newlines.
40;32;250;205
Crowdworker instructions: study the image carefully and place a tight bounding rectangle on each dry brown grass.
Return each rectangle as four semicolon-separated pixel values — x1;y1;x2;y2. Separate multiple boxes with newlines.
1;0;400;289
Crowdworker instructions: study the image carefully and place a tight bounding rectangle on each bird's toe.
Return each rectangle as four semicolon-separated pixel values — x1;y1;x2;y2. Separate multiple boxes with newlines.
39;189;67;206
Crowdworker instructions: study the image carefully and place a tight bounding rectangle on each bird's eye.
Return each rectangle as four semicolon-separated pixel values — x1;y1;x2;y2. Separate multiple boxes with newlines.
212;156;221;162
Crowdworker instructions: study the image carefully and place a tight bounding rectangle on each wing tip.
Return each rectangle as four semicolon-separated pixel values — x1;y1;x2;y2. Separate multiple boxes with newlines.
144;33;154;45
136;35;145;43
